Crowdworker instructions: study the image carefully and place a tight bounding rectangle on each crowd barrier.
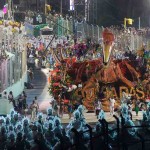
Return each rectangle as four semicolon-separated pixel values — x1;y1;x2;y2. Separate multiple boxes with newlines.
0;25;27;94
50;16;150;52
66;116;150;150
25;14;150;53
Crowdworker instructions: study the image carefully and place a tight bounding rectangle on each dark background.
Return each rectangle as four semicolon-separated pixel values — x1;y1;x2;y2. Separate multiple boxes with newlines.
1;0;150;27
96;0;150;27
49;0;150;27
0;0;6;9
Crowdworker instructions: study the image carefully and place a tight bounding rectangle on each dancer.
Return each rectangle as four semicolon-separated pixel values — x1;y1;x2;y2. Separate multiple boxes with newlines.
8;91;16;108
59;100;64;118
135;100;140;116
30;100;39;121
22;91;27;109
95;99;102;118
109;96;116;115
67;101;73;119
127;101;133;120
51;98;58;116
27;68;34;83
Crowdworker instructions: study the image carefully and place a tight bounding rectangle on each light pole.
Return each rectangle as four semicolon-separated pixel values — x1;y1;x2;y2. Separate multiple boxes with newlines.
138;17;141;30
45;0;47;15
36;0;39;12
60;0;62;14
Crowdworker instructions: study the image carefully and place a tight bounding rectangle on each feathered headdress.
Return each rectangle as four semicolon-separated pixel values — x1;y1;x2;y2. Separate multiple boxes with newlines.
0;116;6;124
37;112;44;119
47;107;53;115
22;117;30;126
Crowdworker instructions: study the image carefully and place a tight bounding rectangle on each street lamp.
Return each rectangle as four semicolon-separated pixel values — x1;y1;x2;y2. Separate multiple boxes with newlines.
60;0;62;14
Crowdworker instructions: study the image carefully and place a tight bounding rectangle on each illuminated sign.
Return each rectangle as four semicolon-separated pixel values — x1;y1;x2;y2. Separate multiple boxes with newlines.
70;0;74;10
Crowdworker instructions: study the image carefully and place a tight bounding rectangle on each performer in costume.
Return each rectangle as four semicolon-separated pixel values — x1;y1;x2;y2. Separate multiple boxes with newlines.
30;100;39;121
95;99;102;118
109;96;115;115
61;82;77;101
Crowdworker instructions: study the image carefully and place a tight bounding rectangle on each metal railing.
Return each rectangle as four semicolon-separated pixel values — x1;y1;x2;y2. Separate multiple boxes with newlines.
0;25;27;93
65;116;150;150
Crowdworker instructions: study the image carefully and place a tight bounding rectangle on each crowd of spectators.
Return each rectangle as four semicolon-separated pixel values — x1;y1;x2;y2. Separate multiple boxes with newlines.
0;99;150;150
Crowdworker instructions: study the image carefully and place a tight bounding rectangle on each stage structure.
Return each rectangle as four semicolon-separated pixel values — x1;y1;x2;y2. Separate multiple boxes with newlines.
69;0;97;24
86;0;97;24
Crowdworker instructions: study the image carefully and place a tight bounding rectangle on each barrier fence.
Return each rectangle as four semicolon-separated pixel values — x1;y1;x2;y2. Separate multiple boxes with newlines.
0;26;27;93
66;116;150;150
51;16;150;53
25;14;150;54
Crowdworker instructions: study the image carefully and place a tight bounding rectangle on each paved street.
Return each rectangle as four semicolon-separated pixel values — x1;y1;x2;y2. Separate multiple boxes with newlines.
25;68;52;113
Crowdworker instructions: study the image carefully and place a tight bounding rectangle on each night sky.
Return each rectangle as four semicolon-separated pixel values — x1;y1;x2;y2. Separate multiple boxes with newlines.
97;0;149;27
0;0;149;27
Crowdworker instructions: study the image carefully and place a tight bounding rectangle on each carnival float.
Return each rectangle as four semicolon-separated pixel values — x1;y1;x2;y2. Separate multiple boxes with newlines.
49;28;150;111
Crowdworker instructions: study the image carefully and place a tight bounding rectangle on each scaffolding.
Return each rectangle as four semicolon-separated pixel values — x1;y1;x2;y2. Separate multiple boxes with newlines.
88;0;97;25
74;0;97;25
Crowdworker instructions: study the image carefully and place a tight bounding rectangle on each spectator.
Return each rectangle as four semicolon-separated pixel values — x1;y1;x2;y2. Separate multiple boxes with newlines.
27;68;34;83
3;91;7;99
18;94;23;111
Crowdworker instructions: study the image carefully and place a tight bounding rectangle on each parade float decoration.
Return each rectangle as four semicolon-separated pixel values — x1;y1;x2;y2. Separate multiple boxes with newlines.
48;68;62;98
49;29;149;111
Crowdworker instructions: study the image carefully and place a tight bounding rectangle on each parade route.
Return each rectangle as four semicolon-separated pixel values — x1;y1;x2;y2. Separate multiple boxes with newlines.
26;68;52;113
25;68;143;124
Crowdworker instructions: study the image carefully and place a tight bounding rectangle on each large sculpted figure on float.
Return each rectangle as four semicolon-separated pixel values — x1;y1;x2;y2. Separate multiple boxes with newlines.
81;28;141;110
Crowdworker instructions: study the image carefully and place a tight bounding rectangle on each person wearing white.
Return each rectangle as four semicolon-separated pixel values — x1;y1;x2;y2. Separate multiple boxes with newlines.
98;109;105;120
109;97;116;115
30;100;39;122
35;58;39;69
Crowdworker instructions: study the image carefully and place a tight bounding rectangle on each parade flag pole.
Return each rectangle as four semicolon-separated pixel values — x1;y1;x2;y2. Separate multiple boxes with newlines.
45;0;47;15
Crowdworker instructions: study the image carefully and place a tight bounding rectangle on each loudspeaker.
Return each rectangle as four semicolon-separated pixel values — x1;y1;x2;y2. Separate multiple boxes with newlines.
14;12;25;22
13;0;20;5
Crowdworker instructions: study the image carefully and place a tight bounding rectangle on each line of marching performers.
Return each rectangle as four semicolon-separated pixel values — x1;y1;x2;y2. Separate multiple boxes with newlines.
50;82;85;119
52;80;150;120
